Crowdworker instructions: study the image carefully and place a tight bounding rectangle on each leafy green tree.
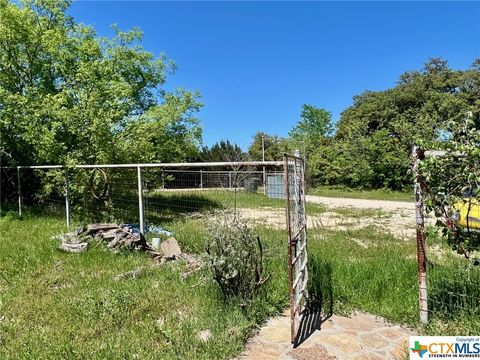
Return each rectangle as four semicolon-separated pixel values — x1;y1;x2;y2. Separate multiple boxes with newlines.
289;104;334;143
288;105;334;184
247;132;289;161
198;140;245;162
316;58;479;190
118;91;202;163
419;112;480;262
0;0;202;167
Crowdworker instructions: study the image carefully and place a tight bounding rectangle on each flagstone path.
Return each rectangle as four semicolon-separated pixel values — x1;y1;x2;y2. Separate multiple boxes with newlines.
238;312;416;360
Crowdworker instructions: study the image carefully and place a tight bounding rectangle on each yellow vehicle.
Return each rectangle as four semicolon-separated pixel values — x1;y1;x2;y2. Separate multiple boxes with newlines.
451;187;480;231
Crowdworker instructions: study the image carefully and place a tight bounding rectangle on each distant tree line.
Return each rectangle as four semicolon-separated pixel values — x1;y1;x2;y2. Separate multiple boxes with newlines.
322;58;480;190
238;58;479;191
1;2;479;192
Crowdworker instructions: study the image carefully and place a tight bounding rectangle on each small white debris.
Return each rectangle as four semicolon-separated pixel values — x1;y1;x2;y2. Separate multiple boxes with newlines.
59;242;88;253
156;317;165;327
197;330;212;342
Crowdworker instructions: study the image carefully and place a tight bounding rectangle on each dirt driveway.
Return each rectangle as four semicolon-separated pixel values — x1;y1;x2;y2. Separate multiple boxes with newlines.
239;195;418;238
305;195;413;212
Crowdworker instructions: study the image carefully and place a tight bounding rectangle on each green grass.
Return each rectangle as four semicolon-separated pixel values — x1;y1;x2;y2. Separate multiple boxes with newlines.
308;225;480;335
309;186;413;202
309;226;419;324
1;201;479;358
0;212;288;359
145;189;326;218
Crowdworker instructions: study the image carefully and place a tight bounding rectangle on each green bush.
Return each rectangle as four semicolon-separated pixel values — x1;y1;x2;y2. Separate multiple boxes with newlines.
205;215;270;306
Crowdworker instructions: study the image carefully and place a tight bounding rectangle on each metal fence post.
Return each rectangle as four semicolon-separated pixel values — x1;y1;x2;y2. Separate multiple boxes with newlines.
17;167;22;217
263;166;266;195
413;146;428;324
64;169;71;227
200;170;203;189
229;171;232;189
137;166;145;235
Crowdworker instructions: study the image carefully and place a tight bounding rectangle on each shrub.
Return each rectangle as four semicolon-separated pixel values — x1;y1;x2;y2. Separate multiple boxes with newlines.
205;215;270;306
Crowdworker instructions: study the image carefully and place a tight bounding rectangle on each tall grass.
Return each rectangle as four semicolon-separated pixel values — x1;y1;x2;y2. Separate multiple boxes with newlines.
1;205;479;358
309;226;480;335
0;213;287;359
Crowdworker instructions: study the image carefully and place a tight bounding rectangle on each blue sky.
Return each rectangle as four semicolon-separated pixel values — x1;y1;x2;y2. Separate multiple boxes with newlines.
69;1;480;149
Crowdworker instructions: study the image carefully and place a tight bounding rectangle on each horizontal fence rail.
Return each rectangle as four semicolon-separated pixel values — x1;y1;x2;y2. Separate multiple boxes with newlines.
3;161;284;170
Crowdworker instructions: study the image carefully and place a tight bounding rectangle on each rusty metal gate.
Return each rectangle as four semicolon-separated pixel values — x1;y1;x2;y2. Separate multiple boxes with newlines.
284;152;308;343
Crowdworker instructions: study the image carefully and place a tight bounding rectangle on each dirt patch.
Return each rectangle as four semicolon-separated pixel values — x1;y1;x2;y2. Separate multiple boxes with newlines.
305;195;412;212
236;207;417;238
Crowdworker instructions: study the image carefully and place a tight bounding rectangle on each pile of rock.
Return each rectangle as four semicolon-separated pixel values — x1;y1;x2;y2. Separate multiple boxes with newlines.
151;237;203;273
55;224;203;276
55;223;148;253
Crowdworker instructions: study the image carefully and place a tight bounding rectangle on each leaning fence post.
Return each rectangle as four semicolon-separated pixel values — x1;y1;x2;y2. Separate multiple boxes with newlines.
137;166;145;235
17;167;22;217
64;169;71;227
412;146;428;324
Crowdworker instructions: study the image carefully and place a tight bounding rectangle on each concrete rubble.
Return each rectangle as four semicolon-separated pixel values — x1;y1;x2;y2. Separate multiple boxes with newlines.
54;223;148;253
54;224;203;275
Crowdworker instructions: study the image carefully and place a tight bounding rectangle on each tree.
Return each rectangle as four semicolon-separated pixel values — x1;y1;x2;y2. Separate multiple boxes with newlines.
419;112;480;263
198;140;245;162
287;105;334;184
315;58;479;190
0;0;202;167
247;132;289;161
289;104;334;143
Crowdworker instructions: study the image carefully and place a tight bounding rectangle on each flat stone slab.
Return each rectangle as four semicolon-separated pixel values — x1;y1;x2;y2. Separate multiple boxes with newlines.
160;237;182;259
238;312;417;360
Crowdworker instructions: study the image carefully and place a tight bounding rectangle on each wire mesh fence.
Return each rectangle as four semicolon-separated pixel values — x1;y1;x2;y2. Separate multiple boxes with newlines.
142;167;286;229
1;163;291;233
414;148;480;329
73;167;140;224
1;167;66;218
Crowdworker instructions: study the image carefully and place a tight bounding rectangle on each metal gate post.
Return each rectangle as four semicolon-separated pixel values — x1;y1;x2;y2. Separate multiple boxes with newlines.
64;169;71;227
285;152;309;344
283;155;295;343
137;166;145;235
17;167;22;217
413;147;428;324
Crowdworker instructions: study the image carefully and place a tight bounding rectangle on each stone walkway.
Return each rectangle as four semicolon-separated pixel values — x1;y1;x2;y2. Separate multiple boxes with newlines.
238;312;416;360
